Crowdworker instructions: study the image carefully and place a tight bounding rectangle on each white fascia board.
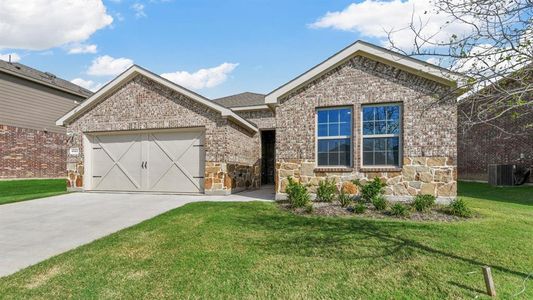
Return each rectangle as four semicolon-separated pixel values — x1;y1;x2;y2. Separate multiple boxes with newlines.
231;105;270;111
265;41;465;104
56;65;258;133
56;67;138;126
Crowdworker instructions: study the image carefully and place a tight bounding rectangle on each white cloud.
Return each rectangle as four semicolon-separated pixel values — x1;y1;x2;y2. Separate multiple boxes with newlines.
0;0;113;50
68;44;98;54
161;63;239;90
131;3;146;18
310;0;474;50
0;53;21;62
87;55;134;76
426;57;441;66
71;78;103;92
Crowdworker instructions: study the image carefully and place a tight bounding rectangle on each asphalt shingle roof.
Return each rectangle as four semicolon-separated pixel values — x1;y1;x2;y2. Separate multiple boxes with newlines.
212;92;265;108
0;60;93;98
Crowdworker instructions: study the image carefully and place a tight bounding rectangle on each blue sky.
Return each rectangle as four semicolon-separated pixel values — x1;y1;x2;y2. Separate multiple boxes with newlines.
0;0;467;99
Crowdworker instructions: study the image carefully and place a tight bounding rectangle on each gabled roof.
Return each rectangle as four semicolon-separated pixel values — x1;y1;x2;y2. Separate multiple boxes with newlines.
265;40;466;104
0;59;93;98
56;65;258;132
213;92;265;108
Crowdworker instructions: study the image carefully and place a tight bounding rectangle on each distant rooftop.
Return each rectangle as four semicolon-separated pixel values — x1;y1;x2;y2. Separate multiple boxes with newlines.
213;92;265;108
0;59;93;98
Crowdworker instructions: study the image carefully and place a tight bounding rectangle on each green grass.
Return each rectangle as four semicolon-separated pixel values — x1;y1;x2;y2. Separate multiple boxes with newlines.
0;179;67;205
0;182;531;299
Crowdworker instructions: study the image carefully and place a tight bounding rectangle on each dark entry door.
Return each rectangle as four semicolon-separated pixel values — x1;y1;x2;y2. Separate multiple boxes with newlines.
261;130;275;185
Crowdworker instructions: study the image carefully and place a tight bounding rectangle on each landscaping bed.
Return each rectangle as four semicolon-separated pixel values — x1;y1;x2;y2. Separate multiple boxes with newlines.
282;177;474;221
280;201;464;221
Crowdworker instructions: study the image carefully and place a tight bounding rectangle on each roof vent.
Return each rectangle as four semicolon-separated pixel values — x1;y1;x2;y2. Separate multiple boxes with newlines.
44;72;57;79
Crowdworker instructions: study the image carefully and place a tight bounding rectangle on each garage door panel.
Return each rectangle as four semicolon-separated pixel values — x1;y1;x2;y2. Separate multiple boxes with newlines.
89;130;204;193
95;165;140;191
91;134;143;191
146;131;204;193
149;166;200;193
145;138;174;190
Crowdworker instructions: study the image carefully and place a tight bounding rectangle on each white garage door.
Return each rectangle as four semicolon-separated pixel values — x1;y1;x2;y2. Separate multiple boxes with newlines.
89;129;205;193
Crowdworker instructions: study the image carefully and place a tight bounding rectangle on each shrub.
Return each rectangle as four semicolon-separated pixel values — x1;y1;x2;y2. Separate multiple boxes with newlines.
360;177;386;202
353;202;367;214
316;179;338;202
285;177;310;208
338;191;353;207
304;203;314;213
413;194;436;212
446;198;472;218
341;181;358;195
371;194;388;211
390;203;410;217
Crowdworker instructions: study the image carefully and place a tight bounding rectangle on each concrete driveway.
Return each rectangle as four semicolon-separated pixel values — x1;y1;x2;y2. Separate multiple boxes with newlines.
0;188;274;277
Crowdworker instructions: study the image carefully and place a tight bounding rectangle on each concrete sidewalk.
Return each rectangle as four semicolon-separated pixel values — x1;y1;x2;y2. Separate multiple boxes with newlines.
0;188;274;277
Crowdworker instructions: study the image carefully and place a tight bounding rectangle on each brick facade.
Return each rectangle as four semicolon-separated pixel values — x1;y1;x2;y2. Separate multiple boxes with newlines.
61;54;459;198
66;74;259;194
0;124;68;179
458;99;533;182
274;55;457;199
235;110;276;130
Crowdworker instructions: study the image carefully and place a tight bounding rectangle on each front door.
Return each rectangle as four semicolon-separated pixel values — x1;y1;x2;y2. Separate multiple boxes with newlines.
261;130;275;185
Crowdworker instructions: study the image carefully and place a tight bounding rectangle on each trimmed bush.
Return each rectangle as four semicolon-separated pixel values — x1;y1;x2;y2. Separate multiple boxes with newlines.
285;177;310;208
446;198;472;218
413;194;436;212
353;202;367;214
371;194;388;211
338;191;353;207
316;179;337;202
341;181;358;195
390;203;410;217
359;177;386;202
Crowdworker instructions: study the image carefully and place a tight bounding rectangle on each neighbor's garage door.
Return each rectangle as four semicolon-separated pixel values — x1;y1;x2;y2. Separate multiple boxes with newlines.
89;130;205;193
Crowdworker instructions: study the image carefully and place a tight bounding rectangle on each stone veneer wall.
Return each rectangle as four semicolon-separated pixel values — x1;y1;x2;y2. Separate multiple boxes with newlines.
277;156;456;199
0;124;68;179
65;74;259;193
275;54;457;199
204;162;260;194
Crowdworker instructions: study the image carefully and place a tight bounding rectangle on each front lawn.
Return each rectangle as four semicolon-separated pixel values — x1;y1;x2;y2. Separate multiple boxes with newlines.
0;179;67;205
0;182;531;299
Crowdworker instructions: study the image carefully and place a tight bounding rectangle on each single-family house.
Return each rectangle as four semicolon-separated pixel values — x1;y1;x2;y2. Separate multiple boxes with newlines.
0;60;92;179
57;41;462;200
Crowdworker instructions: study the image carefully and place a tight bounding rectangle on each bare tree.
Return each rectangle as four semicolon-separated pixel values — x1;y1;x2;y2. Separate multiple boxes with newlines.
387;0;532;134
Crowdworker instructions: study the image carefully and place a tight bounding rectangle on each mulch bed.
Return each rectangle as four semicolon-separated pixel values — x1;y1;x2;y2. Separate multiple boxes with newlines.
279;201;465;222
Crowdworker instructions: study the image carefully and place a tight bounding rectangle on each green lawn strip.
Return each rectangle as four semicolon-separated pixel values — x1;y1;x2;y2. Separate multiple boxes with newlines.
0;182;531;299
0;179;68;205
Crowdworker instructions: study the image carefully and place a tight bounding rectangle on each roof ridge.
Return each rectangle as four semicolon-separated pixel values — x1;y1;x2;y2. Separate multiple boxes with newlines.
0;60;93;98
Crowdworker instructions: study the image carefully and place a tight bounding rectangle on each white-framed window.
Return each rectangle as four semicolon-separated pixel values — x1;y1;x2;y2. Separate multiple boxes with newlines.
361;104;401;167
316;107;352;167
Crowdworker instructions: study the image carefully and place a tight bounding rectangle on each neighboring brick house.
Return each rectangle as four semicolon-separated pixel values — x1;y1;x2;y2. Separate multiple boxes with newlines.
0;60;92;179
458;73;533;183
57;41;462;200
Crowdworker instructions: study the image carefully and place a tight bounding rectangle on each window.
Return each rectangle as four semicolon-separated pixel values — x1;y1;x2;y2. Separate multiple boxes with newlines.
362;104;401;167
317;107;352;167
